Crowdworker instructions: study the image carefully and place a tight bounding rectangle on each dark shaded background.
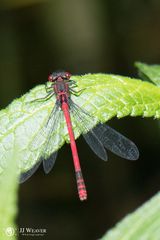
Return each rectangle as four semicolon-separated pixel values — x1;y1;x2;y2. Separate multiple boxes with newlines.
0;0;160;239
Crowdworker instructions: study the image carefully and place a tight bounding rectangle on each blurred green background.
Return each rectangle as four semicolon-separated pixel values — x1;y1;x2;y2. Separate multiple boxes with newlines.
0;0;160;239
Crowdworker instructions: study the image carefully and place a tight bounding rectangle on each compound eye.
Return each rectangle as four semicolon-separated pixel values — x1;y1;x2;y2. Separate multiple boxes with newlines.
65;71;71;79
48;74;53;82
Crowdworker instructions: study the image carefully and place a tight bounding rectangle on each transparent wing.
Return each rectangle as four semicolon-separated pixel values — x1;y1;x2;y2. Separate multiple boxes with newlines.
69;98;139;161
42;151;58;174
20;102;61;182
20;160;42;183
92;124;139;160
42;110;63;174
69;99;108;161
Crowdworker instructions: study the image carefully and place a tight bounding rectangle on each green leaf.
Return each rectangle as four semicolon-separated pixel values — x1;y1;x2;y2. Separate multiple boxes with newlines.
1;74;160;174
101;192;160;240
135;62;160;86
0;152;18;240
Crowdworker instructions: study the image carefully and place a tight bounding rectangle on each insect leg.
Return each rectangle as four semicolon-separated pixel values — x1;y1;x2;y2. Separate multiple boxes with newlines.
70;88;85;96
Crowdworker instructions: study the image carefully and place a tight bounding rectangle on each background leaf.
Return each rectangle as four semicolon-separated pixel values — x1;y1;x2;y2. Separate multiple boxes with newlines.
135;62;160;86
0;152;18;240
101;192;160;240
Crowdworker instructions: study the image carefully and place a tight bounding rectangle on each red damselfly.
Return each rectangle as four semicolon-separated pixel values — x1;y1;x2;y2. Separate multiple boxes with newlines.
20;71;139;201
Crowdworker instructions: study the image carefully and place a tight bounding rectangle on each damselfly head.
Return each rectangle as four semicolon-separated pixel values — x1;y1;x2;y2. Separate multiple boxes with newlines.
65;71;71;79
48;71;71;82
